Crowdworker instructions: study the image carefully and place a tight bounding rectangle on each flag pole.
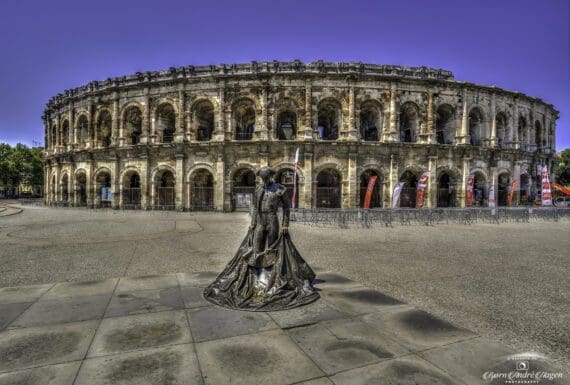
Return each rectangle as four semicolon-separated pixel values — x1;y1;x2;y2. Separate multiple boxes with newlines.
292;147;299;209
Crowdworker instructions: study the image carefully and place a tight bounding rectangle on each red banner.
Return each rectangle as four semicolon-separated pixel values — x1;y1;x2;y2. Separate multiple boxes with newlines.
415;171;430;208
466;174;475;207
363;175;378;209
507;180;517;206
541;166;552;206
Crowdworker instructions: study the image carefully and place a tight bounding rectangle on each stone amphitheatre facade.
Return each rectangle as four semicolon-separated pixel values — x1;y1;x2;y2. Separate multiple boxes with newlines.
43;60;557;211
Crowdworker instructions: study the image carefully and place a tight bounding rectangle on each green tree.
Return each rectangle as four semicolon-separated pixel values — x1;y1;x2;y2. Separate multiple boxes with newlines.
0;143;44;196
555;149;570;186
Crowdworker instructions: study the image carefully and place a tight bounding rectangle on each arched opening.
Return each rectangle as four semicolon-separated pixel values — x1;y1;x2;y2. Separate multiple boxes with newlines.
473;172;486;206
190;169;214;211
77;115;89;146
399;103;419;143
51;175;56;202
51;125;57;149
469;108;484;146
317;99;340;140
519;174;530;206
61;173;69;203
436;105;455;144
155;170;175;209
232;169;256;211
495;112;508;149
360;101;381;141
275;168;299;206
97;110;112;147
194;100;215;141
316;169;342;208
437;172;455;207
61;120;69;146
359;170;383;208
498;173;510;207
123;106;142;145
156;104;175;143
399;171;418;208
75;172;87;206
518;116;527;148
96;171;112;208
277;110;297;140
122;171;141;209
234;99;256;141
534;121;542;150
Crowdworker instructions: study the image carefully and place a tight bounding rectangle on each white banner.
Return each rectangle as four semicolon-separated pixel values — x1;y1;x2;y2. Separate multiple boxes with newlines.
541;166;552;206
488;184;496;208
392;182;405;208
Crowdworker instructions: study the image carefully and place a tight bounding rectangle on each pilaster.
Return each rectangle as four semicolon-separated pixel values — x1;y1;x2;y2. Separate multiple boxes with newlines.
456;89;470;145
489;93;498;147
426;156;437;208
458;157;471;208
175;154;185;210
346;150;357;208
175;85;185;143
387;154;399;207
302;79;313;140
302;149;313;208
382;84;398;142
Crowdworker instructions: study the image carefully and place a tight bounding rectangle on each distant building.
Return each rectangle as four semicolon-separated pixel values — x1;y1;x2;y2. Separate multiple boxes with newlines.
43;61;557;210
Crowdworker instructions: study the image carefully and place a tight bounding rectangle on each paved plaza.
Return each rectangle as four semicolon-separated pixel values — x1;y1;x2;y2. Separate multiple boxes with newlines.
0;202;569;384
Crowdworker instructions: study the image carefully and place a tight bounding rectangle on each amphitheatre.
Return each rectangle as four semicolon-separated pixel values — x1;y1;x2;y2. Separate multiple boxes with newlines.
42;60;558;210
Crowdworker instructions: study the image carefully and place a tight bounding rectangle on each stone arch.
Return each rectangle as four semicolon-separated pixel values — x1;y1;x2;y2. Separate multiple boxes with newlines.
61;119;70;146
436;167;460;207
359;100;382;141
495;111;508;149
399;169;419;208
315;168;342;208
188;167;214;211
470;169;488;206
50;171;58;203
273;162;303;207
435;104;456;145
60;172;70;203
155;102;177;143
497;170;511;207
359;168;384;208
534;120;543;149
94;167;113;208
399;102;420;143
74;169;88;206
95;108;112;147
75;113;90;145
518;115;527;148
121;104;143;145
317;97;342;140
468;106;486;146
231;165;257;211
519;173;531;205
232;97;257;141
120;166;142;209
152;165;176;209
274;99;300;140
190;99;215;141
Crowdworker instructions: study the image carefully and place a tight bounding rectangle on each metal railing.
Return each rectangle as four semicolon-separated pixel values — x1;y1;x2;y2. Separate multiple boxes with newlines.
290;207;570;228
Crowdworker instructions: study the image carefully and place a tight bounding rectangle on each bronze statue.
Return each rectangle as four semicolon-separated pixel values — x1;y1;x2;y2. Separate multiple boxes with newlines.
204;166;319;311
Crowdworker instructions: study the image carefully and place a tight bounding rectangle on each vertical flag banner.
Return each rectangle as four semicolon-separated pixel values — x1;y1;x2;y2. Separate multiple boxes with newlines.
292;147;300;209
415;171;430;208
392;182;405;208
507;180;517;206
466;174;475;207
541;166;552;206
363;175;378;209
488;184;496;208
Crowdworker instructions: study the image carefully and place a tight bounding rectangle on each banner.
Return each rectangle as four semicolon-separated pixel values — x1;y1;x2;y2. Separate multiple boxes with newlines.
415;171;430;208
488;184;496;208
466;174;475;207
100;187;112;202
541;166;552;206
507;180;517;207
392;182;405;208
363;175;378;209
292;147;300;209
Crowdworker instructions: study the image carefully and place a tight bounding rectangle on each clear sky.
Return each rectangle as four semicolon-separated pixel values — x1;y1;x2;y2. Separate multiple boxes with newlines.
0;0;567;150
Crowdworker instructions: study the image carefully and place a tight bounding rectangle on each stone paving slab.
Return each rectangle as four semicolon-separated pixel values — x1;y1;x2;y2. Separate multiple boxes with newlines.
0;271;567;384
0;320;98;373
9;295;110;328
0;361;81;385
195;329;324;385
0;283;53;304
88;310;192;358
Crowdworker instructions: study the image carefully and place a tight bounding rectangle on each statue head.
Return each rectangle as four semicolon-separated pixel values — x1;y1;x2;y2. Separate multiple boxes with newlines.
257;166;276;185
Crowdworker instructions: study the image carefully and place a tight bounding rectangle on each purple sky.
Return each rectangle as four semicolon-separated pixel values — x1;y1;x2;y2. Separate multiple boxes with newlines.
0;0;567;150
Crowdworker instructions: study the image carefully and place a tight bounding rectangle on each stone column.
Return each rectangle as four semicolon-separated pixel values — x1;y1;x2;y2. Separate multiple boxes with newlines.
141;89;150;144
489;167;498;208
44;165;50;205
489;93;497;147
175;154;185;210
512;98;519;149
214;85;225;141
112;156;120;209
387;155;399;208
140;155;149;209
87;101;94;148
214;153;225;211
86;161;93;207
346;86;358;140
513;161;522;206
257;86;268;140
456;89;469;145
112;95;119;146
422;92;435;144
347;149;357;208
382;84;398;142
303;79;313;140
458;157;471;208
175;85;185;143
302;149;313;208
427;156;437;208
69;103;75;150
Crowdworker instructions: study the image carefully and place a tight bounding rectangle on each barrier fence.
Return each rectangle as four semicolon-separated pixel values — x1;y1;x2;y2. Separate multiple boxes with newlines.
290;207;570;228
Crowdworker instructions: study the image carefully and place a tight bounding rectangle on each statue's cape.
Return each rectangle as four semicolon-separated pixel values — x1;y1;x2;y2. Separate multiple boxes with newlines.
203;229;319;311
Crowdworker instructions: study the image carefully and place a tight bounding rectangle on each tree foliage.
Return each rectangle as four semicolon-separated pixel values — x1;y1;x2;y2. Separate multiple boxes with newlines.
0;143;43;187
555;149;570;186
